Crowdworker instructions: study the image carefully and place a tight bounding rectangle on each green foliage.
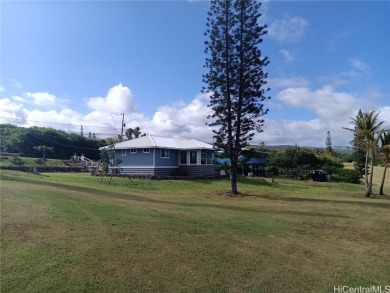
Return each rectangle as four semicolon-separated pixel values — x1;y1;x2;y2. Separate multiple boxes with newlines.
267;147;320;172
0;156;9;162
34;158;46;165
0;124;108;160
316;155;344;175
11;156;24;166
203;0;269;193
99;149;111;173
331;169;361;184
33;145;54;159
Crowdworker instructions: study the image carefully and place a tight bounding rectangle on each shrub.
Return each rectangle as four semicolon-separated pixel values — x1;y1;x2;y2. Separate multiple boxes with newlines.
265;165;279;176
35;158;46;165
11;156;24;166
331;169;361;184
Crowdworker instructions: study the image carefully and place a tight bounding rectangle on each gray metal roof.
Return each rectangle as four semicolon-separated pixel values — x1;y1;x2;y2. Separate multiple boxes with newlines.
102;135;214;150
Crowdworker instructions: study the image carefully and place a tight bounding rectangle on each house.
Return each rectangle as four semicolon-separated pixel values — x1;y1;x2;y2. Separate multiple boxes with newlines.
100;135;216;176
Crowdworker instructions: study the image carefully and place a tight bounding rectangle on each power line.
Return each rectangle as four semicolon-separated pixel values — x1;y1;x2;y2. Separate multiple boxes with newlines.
28;132;101;150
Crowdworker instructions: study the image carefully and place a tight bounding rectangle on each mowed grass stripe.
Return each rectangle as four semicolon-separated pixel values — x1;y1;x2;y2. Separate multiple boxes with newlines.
1;171;390;292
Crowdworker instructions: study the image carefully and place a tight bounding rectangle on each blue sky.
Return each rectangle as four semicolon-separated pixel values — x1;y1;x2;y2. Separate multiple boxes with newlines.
1;0;389;146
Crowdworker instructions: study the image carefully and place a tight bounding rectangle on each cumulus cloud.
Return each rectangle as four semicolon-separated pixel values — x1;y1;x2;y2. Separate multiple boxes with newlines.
25;92;57;107
268;16;308;42
87;83;137;114
277;85;363;122
378;106;390;131
258;118;353;147
144;92;214;141
0;98;27;120
0;83;386;147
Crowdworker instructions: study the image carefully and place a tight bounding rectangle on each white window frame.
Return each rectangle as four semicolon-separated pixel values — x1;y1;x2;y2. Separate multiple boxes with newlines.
189;150;197;165
130;148;137;154
143;148;150;153
161;149;170;159
122;149;126;156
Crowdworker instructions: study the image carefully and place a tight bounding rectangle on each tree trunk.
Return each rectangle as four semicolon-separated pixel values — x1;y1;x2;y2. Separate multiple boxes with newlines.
364;150;369;189
379;162;387;195
230;160;239;195
366;155;375;197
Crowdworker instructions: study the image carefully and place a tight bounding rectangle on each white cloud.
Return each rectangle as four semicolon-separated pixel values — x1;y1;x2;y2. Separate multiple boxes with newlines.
145;92;214;142
269;76;310;89
279;49;295;63
87;83;137;114
257;118;353;147
0;85;5;93
1;83;386;148
378;106;390;131
25;92;57;107
349;58;370;75
277;85;363;121
268;16;308;42
0;98;28;121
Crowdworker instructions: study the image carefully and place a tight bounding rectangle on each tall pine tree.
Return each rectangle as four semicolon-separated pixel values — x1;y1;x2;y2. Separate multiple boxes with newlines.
204;0;270;194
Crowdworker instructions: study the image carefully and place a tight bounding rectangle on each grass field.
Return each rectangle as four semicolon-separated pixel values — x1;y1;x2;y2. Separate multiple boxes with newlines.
1;170;389;293
0;156;68;168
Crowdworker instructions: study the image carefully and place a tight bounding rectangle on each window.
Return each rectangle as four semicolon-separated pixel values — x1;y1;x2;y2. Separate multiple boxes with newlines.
143;148;150;153
190;151;197;165
130;149;137;154
161;149;169;158
122;149;126;156
201;151;213;165
180;151;187;165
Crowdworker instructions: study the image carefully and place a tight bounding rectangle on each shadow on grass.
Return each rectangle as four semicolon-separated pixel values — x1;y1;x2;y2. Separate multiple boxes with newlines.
244;193;390;208
3;174;388;217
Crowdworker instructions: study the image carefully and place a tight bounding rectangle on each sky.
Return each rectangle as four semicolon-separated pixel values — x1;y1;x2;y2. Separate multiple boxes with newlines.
1;0;389;147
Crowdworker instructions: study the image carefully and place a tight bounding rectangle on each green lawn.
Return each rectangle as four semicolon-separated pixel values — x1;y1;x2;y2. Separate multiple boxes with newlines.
1;171;389;293
0;156;69;168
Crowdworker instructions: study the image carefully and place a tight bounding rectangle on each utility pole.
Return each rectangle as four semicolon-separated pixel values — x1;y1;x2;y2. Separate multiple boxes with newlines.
120;113;125;141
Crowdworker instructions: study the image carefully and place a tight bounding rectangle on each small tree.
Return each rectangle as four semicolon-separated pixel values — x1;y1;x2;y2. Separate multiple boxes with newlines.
325;131;334;154
99;139;122;185
125;126;143;140
33;145;53;160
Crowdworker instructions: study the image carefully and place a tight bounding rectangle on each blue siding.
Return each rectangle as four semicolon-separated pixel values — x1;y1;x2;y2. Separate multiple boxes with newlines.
116;149;154;166
154;148;179;166
113;147;216;176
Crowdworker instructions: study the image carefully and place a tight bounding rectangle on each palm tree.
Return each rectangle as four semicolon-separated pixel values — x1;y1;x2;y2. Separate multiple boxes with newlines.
379;131;390;195
346;110;384;197
133;127;141;139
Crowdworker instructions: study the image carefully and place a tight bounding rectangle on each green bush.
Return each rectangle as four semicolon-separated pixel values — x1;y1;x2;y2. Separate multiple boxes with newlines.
11;156;24;166
266;165;279;176
35;158;46;165
331;169;361;184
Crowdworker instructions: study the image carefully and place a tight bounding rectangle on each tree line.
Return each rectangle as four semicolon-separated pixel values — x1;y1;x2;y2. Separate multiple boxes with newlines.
0;124;108;160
